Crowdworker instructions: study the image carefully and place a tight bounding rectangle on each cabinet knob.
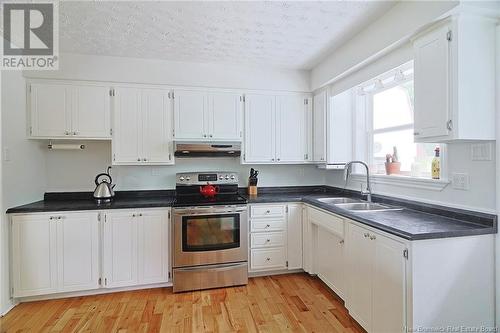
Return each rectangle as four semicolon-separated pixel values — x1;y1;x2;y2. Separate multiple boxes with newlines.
364;233;370;238
64;131;70;135
266;210;270;214
209;134;213;138
132;214;136;217
137;158;141;161
72;131;78;135
370;235;376;240
271;158;275;161
203;134;207;138
339;239;344;244
277;158;280;161
266;224;270;228
266;239;271;243
413;132;420;136
266;258;271;261
143;158;147;162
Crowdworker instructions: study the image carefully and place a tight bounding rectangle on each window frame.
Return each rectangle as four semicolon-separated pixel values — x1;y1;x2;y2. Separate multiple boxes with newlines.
351;63;449;190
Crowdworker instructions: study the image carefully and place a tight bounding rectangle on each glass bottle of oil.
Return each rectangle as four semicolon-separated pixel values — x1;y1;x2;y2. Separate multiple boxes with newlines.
431;147;440;179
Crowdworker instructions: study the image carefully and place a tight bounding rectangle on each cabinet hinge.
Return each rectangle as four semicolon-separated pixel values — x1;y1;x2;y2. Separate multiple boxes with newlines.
104;278;107;286
29;85;32;93
29;126;33;135
11;287;14;295
286;261;289;267
239;131;242;138
168;153;171;161
168;92;171;99
304;98;309;105
110;128;113;136
97;213;101;222
109;89;113;97
403;249;408;259
243;96;246;102
286;206;289;213
168;211;171;219
104;215;107;223
168;272;171;280
98;277;102;285
446;30;452;42
172;91;175;99
113;154;116;161
240;96;242;102
243;153;246;161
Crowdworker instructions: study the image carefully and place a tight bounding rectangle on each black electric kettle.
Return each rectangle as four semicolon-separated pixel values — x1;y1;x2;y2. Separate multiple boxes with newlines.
93;167;115;202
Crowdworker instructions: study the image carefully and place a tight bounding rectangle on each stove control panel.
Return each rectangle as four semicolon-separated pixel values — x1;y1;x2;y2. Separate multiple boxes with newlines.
176;172;239;186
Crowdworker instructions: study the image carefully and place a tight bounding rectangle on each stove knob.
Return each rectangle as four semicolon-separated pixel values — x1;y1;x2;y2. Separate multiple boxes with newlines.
230;175;235;180
179;176;185;181
225;175;230;180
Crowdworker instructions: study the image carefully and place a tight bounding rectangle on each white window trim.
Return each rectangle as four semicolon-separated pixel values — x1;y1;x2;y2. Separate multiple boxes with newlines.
351;62;449;190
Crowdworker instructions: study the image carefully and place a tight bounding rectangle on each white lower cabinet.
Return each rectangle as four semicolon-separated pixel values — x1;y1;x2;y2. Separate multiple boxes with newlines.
103;209;169;288
346;222;406;333
11;208;170;298
11;212;100;297
249;203;303;272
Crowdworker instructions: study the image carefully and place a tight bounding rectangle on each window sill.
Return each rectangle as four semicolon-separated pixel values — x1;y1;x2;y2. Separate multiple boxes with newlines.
349;174;450;191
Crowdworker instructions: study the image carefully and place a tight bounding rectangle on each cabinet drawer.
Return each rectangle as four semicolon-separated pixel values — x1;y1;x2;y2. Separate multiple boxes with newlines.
251;248;286;270
251;219;285;232
251;232;285;248
308;207;344;238
251;205;285;218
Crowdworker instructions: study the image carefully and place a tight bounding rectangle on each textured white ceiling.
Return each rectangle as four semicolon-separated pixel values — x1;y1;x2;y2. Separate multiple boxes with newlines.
59;1;396;70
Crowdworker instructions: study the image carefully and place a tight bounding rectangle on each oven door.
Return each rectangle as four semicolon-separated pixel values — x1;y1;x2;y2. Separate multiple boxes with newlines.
173;205;248;267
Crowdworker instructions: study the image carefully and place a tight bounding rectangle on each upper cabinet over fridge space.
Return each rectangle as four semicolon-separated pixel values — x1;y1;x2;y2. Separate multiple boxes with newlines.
173;88;243;142
412;13;497;142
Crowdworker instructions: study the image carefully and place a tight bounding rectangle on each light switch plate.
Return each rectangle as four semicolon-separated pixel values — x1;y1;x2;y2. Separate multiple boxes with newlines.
452;173;469;190
471;143;492;161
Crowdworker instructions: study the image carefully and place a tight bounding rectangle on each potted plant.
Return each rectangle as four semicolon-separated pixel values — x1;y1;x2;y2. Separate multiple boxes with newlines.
385;146;401;175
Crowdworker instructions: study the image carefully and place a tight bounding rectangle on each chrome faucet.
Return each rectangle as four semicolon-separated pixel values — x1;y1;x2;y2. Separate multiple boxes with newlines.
344;161;372;202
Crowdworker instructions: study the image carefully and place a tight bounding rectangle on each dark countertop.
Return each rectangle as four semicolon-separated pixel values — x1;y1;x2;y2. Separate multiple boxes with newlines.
7;187;497;241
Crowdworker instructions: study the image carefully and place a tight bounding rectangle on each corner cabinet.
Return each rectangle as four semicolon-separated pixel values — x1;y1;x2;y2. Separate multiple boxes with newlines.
112;87;174;165
11;212;100;297
173;89;242;141
29;81;111;139
243;94;312;164
412;14;497;142
312;90;327;162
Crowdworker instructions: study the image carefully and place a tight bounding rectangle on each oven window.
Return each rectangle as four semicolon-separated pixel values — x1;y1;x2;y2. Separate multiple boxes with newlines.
182;214;240;252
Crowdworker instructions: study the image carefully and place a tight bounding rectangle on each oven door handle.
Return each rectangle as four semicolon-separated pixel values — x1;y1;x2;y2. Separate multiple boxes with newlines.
173;207;247;215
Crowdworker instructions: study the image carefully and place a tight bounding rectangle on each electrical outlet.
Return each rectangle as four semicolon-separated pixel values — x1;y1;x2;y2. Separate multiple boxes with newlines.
3;147;10;162
452;173;469;190
471;143;492;161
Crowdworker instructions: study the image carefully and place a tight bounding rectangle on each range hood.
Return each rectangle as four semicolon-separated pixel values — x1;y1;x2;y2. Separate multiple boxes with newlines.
174;142;241;158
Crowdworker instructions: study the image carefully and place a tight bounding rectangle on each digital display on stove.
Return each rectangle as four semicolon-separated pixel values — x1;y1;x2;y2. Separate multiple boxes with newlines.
198;174;218;182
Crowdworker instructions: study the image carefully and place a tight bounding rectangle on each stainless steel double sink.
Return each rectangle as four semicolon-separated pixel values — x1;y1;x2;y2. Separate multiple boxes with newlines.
317;197;403;212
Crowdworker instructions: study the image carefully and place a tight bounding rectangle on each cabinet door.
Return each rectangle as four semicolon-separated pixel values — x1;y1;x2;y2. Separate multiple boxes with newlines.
112;87;142;164
328;90;353;164
208;92;242;141
244;94;276;163
103;211;138;288
346;223;374;331
138;210;169;284
30;83;71;137
11;215;58;297
413;25;451;140
72;85;111;138
173;89;208;140
57;212;100;293
276;96;307;163
286;204;302;270
312;91;326;162
316;226;345;299
372;234;406;333
142;89;174;164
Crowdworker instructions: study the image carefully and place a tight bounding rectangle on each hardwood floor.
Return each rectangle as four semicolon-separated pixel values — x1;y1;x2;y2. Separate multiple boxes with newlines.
0;273;364;333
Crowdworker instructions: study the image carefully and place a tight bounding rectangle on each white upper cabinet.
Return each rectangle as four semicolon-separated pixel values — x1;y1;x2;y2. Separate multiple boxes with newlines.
244;94;311;164
209;92;242;141
244;94;276;163
276;96;309;163
113;87;174;165
328;90;353;165
173;89;208;140
413;15;497;142
312;91;327;162
173;89;242;141
29;81;111;139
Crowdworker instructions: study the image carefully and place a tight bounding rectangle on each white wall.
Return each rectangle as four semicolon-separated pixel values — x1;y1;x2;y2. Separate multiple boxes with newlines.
45;142;324;192
1;71;47;314
311;1;458;90
24;53;310;92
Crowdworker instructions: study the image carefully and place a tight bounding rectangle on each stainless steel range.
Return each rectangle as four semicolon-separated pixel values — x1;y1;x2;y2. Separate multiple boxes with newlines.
172;172;248;293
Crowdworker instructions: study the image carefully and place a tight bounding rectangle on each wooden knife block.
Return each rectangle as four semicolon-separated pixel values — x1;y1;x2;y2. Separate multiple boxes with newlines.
248;186;257;196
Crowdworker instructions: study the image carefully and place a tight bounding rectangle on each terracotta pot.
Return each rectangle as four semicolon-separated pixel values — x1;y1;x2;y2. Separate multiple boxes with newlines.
385;162;401;175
